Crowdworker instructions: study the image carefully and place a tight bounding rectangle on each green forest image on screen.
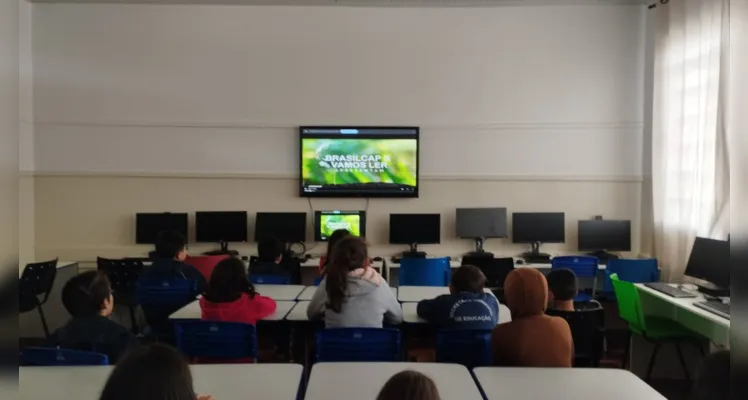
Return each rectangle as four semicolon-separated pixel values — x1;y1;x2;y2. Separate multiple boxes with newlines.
302;138;417;186
320;215;361;238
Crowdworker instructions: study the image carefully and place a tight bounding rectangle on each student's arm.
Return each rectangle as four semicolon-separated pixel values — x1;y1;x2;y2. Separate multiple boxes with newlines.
250;294;277;321
486;294;500;325
416;295;445;324
306;280;328;320
183;266;208;293
380;281;403;325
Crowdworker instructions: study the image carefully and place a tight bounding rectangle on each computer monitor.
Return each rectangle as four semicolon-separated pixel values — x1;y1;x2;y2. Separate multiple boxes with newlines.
577;220;631;260
254;212;307;243
195;211;248;246
389;213;441;257
135;213;188;244
314;210;366;242
512;212;565;262
685;237;730;294
456;208;507;257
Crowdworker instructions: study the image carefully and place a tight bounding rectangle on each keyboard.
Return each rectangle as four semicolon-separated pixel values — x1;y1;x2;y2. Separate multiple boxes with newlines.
643;283;698;298
694;301;730;319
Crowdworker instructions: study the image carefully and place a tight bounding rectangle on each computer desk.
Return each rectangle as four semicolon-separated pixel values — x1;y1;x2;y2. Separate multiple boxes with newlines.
636;283;729;346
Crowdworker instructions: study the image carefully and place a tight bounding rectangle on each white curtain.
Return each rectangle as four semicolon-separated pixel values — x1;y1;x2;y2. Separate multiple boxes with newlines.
651;0;730;282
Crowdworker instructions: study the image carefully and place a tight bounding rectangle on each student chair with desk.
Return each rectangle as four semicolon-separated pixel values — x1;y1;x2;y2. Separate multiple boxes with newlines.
315;328;401;362
399;257;451;287
545;307;605;367
551;256;598;302
97;257;145;334
19;259;58;338
610;274;705;381
174;320;258;363
250;274;291;285
435;329;493;368
20;347;109;366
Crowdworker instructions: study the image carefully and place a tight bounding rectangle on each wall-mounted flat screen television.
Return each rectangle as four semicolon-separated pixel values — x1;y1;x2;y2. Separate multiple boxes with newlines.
300;126;419;198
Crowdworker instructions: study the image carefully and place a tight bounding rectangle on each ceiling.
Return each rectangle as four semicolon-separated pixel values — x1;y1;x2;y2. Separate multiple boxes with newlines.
30;0;651;6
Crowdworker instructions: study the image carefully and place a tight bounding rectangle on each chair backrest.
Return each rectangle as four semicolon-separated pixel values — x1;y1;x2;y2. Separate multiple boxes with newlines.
136;279;198;327
399;257;450;286
20;347;109;366
97;257;144;294
250;274;291;285
315;328;401;362
461;256;515;288
603;258;659;296
551;256;598;278
546;307;605;366
174;320;258;362
184;255;231;281
19;259;58;298
435;329;493;368
609;274;646;332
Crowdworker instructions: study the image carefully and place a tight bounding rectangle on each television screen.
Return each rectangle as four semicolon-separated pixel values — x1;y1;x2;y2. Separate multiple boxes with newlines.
300;126;419;197
314;210;366;242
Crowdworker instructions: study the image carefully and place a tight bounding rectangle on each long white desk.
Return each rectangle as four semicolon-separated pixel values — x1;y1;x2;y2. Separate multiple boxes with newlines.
473;367;665;400
254;284;306;301
19;364;304;400
304;362;482;400
401;302;511;325
297;285;397;301
170;300;296;321
635;283;729;346
398;286;494;303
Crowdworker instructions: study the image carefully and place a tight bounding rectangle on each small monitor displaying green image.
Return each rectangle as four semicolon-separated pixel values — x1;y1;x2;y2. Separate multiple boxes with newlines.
314;210;367;242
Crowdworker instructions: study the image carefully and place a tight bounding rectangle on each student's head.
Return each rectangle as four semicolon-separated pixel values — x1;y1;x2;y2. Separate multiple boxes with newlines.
156;230;187;261
205;257;255;302
691;350;729;400
61;271;114;317
325;236;369;313
376;370;441;400
546;268;578;305
99;343;197;400
503;268;549;318
449;265;486;294
257;237;284;263
324;229;351;264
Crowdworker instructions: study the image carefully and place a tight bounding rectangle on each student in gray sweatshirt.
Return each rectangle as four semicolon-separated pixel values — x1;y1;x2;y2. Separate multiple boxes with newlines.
306;236;403;328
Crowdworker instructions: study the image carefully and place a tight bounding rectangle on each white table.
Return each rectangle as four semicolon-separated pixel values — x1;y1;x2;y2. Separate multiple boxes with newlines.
297;285;397;301
254;284;306;301
19;364;303;400
304;362;482;400
401;302;511;325
473;367;666;400
170;300;296;321
398;286;494;303
636;283;729;346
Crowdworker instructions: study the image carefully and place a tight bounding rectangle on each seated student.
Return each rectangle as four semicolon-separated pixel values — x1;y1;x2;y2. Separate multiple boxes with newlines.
307;236;402;327
200;257;277;325
99;343;214;400
416;265;498;329
318;229;351;274
546;268;602;311
491;268;573;367
49;271;138;363
251;236;301;284
691;350;729;400
376;370;441;400
139;230;207;293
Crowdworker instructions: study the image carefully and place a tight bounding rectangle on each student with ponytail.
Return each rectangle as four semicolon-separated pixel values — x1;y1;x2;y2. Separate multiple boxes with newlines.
306;236;402;327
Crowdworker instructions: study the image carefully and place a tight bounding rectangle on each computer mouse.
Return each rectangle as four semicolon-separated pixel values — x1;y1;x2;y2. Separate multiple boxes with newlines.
515;259;525;265
373;256;384;262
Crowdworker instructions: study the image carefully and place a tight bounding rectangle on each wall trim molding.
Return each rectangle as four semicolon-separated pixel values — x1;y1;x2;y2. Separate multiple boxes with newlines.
29;120;645;131
26;170;644;182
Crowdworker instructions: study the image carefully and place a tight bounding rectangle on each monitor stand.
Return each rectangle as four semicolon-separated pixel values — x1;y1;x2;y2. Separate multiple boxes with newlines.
401;243;427;259
521;242;551;263
465;238;494;258
204;241;239;257
586;250;620;263
696;281;730;298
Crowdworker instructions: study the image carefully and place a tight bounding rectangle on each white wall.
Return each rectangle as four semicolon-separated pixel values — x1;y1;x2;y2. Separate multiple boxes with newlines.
30;4;648;262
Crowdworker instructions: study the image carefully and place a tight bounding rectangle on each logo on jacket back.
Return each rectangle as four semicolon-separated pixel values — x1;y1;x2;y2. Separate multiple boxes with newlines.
448;298;494;322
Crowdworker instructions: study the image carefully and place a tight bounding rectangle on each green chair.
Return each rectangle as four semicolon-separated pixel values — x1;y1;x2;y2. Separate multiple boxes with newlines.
610;273;705;381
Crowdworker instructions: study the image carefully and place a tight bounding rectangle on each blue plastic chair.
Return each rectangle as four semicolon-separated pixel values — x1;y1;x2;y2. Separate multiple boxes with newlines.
398;257;451;286
174;320;258;363
136;279;198;333
603;258;659;300
250;274;291;285
551;256;599;302
313;275;324;286
315;328;401;362
20;347;109;366
435;329;493;368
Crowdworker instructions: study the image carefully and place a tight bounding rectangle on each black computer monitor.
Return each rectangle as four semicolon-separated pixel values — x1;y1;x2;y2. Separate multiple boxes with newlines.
685;237;730;293
512;212;565;261
578;220;631;260
314;210;366;242
254;212;307;243
135;213;188;244
389;213;440;257
195;211;248;245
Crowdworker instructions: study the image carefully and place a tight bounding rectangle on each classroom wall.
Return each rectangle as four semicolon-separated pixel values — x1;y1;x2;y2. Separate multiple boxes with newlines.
30;3;648;264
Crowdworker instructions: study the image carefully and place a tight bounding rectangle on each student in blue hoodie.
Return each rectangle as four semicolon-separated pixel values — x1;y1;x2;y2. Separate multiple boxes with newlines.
139;231;207;293
416;265;499;329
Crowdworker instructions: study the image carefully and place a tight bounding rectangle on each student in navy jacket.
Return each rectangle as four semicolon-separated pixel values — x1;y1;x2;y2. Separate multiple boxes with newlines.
416;265;499;329
139;231;207;293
